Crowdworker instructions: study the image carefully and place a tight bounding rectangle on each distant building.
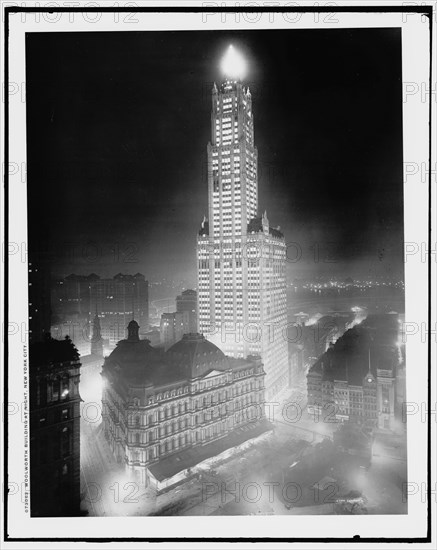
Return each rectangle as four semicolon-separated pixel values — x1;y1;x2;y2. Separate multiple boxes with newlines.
90;273;149;347
29;335;81;516
51;273;149;353
307;315;400;430
29;260;52;343
101;323;269;490
160;311;189;350
176;289;198;333
51;273;99;318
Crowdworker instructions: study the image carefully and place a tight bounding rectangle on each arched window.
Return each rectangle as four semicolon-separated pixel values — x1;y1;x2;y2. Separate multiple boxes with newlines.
52;378;60;401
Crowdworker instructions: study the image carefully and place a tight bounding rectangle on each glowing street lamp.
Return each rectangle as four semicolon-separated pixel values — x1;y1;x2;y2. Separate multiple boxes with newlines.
221;44;247;80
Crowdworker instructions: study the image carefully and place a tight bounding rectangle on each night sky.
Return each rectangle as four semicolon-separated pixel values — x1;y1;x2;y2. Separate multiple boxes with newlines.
26;28;404;284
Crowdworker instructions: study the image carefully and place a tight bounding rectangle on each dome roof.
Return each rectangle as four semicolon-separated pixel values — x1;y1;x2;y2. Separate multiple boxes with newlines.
103;330;230;388
106;338;156;368
166;333;229;378
104;321;164;384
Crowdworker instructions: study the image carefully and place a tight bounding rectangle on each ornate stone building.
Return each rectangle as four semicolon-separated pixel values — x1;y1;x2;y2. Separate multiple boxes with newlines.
101;321;269;489
307;314;400;430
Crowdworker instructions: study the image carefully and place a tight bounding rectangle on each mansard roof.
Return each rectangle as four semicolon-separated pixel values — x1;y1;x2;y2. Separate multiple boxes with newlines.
103;328;260;389
166;333;229;379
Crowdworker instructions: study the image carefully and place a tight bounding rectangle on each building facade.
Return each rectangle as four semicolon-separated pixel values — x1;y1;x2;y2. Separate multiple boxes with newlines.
29;336;81;516
102;322;268;489
160;311;190;350
176;289;198;333
51;273;149;353
307;315;399;430
307;351;378;426
196;73;289;399
89;273;149;347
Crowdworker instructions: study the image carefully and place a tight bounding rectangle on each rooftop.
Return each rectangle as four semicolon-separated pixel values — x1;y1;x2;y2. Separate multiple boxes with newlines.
167;333;229;378
149;418;272;482
308;314;399;385
103;328;260;388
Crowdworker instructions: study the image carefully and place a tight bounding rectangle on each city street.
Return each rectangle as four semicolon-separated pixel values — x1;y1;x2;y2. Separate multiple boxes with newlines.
80;393;407;517
80;419;156;516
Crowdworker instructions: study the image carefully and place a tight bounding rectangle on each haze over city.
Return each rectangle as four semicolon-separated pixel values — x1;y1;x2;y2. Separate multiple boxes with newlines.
27;28;404;285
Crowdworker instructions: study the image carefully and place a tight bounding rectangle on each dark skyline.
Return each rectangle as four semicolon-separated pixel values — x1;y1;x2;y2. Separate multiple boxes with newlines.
26;28;404;283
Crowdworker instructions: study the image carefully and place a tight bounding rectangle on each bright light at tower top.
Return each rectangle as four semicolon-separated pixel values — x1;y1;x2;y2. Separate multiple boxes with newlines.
220;45;247;81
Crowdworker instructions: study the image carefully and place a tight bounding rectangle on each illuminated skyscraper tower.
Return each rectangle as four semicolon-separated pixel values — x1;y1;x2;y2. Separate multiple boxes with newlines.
197;46;289;399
